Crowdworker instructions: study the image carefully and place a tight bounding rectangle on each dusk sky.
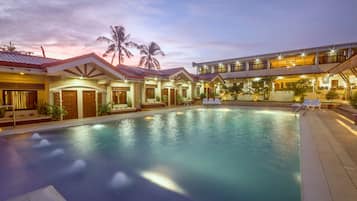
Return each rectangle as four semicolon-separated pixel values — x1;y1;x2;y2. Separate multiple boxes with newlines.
1;0;357;72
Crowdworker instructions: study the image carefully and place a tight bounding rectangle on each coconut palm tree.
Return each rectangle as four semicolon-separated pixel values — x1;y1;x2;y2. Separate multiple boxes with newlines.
137;42;165;70
97;25;136;65
1;41;17;52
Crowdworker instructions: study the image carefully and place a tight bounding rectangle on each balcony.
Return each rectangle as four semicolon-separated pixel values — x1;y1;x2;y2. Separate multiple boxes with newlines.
319;55;347;64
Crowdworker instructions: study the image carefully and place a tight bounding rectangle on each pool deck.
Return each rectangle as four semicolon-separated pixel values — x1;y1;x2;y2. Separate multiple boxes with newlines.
301;110;357;201
2;106;357;201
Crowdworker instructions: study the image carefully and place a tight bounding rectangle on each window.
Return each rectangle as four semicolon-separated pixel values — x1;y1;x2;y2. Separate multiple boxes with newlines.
3;90;38;110
112;91;127;104
146;88;155;99
216;64;227;73
182;89;187;98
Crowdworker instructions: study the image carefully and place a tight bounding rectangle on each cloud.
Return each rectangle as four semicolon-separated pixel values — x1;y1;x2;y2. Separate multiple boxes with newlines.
0;0;357;70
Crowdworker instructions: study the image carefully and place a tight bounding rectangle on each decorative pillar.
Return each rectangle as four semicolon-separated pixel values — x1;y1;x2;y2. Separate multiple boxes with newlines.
267;60;271;69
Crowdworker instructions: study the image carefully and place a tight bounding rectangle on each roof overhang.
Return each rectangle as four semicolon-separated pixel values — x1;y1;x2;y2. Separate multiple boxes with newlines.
45;54;125;80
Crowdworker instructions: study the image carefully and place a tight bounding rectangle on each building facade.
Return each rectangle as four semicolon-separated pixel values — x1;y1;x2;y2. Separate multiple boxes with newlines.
193;42;357;101
0;51;223;123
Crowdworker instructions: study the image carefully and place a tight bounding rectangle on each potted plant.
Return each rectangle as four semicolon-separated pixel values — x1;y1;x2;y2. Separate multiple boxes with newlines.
127;98;132;108
48;104;67;120
155;96;161;102
98;103;112;116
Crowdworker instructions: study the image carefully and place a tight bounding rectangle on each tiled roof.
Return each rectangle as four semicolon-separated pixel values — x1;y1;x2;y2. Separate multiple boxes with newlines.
117;65;190;80
0;51;58;68
193;73;222;81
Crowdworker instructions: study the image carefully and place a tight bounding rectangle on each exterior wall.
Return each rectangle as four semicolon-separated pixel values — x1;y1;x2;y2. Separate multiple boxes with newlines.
109;81;135;109
0;72;49;107
49;77;107;119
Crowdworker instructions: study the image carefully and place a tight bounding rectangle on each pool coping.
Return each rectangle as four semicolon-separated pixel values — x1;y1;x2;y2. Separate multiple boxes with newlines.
2;106;356;201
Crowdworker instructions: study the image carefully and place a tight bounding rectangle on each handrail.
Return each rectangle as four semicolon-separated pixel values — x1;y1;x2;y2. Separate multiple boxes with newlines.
0;105;16;127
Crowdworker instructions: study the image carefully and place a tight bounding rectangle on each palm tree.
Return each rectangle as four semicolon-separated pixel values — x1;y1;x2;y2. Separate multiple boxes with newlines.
97;25;136;65
137;42;165;70
1;41;16;52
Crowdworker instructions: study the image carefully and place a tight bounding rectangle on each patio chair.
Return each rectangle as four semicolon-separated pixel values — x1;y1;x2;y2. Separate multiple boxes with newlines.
310;99;321;110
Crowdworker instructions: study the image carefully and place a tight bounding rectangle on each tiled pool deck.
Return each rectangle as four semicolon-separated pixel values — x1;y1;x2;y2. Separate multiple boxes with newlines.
1;106;357;201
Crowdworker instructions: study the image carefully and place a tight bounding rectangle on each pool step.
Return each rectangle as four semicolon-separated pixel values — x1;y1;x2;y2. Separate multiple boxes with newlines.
6;185;67;201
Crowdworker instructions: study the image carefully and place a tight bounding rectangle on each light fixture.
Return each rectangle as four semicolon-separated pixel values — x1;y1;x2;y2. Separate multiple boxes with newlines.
300;75;306;78
330;48;336;53
154;77;158;81
277;55;283;60
124;79;128;83
253;77;261;81
79;76;83;79
255;58;260;63
236;61;240;65
19;72;25;75
219;63;223;66
276;76;284;80
301;52;306;57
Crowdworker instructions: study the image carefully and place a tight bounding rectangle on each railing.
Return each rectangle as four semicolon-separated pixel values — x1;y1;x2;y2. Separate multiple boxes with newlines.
249;62;267;70
319;55;347;64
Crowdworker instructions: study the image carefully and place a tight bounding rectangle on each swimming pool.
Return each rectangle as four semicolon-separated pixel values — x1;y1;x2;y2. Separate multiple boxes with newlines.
1;108;300;201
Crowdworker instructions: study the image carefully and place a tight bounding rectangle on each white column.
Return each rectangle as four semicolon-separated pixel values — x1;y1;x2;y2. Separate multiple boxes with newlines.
227;64;231;72
348;47;352;58
315;50;319;65
59;89;63;120
168;88;171;107
267;60;271;69
211;66;215;73
245;61;250;71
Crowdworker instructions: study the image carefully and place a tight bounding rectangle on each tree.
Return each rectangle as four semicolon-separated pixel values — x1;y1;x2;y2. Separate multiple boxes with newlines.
0;41;33;55
137;42;165;70
0;41;16;52
97;25;136;65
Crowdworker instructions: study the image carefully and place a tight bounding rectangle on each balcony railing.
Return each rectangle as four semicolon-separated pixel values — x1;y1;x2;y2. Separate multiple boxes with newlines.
249;62;267;70
319;55;347;64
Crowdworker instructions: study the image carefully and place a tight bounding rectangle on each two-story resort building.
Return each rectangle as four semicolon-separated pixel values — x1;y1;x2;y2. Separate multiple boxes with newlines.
0;51;223;125
193;42;357;102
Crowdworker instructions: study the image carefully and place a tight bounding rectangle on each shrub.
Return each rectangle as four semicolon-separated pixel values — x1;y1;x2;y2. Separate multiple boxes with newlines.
350;92;357;109
127;98;132;107
48;105;67;120
37;102;51;115
0;107;6;118
325;90;339;100
98;103;111;116
155;96;161;102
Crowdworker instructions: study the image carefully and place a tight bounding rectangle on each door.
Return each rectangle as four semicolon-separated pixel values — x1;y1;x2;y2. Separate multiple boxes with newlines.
170;89;175;105
62;90;78;120
83;91;96;118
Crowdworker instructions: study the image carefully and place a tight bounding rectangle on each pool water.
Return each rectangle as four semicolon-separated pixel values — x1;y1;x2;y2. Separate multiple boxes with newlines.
0;108;300;201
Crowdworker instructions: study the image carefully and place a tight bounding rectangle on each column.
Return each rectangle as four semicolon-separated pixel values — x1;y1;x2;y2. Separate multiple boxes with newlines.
267;60;271;69
211;66;215;73
348;47;352;58
315;50;319;65
245;61;250;71
168;87;171;107
59;89;63;120
227;64;231;72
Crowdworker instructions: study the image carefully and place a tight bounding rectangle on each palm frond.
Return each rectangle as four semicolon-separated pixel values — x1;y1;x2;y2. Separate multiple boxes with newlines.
139;56;147;66
96;36;113;43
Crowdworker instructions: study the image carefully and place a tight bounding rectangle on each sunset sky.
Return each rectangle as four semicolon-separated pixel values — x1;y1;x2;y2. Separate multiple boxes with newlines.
1;0;357;72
